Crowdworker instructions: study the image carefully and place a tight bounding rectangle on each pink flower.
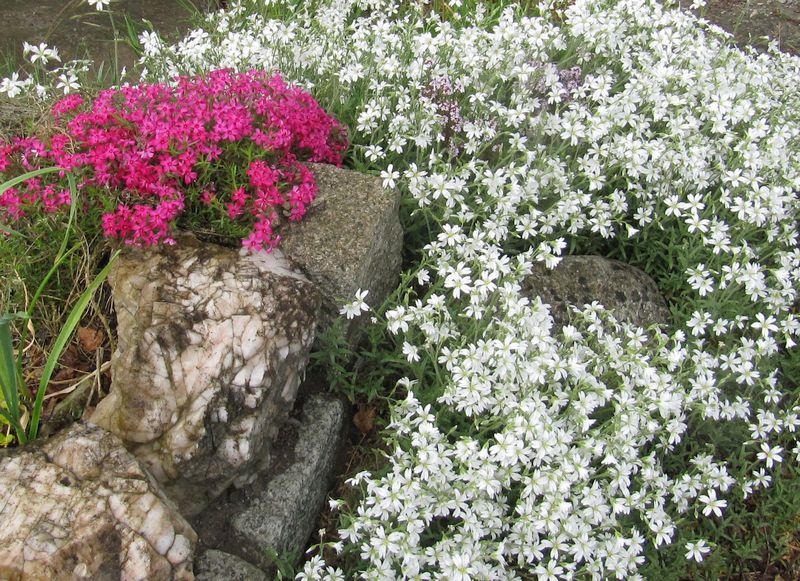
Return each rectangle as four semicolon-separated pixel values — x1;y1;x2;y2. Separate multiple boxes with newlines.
226;187;249;219
200;190;216;205
0;69;349;251
243;213;281;251
247;160;279;190
51;94;85;120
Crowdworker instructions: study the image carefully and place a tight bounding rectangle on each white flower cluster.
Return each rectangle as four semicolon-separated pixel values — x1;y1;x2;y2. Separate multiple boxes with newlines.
0;41;89;100
0;1;120;100
123;0;800;577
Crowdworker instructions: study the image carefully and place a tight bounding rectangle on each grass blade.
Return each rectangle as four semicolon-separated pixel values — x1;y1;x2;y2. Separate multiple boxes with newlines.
0;320;18;409
15;174;81;389
0;406;26;444
0;167;63;196
27;250;120;441
0;316;25;444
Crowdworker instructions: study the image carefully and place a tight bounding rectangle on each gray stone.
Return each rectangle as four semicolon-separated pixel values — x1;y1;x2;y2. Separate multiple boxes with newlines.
280;163;403;340
0;422;196;581
522;255;671;331
194;550;267;581
91;233;321;516
194;394;348;573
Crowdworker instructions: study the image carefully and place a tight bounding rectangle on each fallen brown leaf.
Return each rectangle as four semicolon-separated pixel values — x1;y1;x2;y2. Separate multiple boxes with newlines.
51;368;76;384
60;344;82;368
77;327;104;352
353;406;376;435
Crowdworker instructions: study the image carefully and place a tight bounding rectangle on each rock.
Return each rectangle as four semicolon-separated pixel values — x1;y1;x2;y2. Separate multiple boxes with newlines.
194;550;267;581
193;394;348;573
280;163;403;340
91;233;321;516
0;422;196;581
522;256;671;331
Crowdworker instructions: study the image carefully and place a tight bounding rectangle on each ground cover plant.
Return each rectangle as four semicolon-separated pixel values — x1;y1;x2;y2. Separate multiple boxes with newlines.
1;68;346;250
133;0;800;577
2;0;800;578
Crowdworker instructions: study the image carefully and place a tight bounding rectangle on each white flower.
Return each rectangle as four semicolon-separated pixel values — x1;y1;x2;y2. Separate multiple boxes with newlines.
87;0;111;10
339;289;369;320
698;489;727;517
752;468;772;488
402;342;420;363
685;540;711;562
139;31;164;55
687;264;714;297
0;73;28;98
380;164;399;189
23;42;60;64
443;261;473;299
364;144;384;162
56;72;80;94
757;442;783;468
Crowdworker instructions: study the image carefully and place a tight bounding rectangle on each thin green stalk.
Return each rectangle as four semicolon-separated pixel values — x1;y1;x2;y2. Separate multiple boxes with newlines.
0;167;63;196
14;173;79;398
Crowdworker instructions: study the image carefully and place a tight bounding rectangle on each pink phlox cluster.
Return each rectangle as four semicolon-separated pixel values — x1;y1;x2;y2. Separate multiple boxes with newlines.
0;69;348;250
13;137;49;171
51;94;84;120
0;188;23;220
226;186;250;219
0;144;12;172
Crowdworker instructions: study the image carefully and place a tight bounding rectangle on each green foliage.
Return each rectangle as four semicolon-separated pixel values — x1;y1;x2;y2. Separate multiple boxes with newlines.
264;546;303;579
0;171;116;445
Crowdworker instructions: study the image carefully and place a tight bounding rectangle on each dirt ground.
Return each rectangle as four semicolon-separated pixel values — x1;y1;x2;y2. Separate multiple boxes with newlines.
0;0;218;75
693;0;800;53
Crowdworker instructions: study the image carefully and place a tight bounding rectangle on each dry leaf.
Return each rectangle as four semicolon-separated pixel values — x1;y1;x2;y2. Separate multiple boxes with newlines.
77;327;105;352
61;344;81;368
353;406;376;435
51;368;76;384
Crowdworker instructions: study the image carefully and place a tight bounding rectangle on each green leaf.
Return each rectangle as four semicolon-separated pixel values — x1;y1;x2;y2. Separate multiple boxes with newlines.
0;320;19;418
27;250;120;441
0;167;63;196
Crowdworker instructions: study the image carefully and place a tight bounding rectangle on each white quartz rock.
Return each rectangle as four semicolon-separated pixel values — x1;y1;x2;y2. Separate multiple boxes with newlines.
91;233;320;515
0;423;196;580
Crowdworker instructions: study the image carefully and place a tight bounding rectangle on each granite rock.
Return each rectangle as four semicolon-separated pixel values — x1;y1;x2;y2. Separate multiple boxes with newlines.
193;550;267;581
523;255;671;331
193;394;347;573
280;163;403;340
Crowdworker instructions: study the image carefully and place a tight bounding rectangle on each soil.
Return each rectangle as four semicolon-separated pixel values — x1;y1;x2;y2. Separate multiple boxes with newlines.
693;0;800;54
0;0;219;77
